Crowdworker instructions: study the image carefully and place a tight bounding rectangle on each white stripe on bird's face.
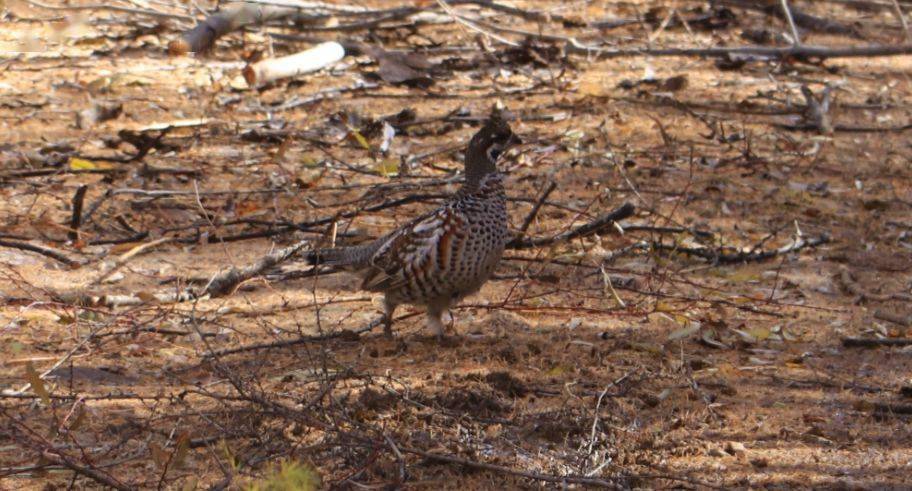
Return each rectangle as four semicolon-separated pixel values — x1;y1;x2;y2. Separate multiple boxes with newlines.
486;142;505;163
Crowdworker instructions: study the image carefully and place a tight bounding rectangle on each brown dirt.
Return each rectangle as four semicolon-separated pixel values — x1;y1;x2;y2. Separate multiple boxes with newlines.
2;0;912;489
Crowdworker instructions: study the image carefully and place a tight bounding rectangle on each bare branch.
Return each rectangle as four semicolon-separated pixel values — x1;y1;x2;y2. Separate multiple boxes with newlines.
507;203;635;249
567;42;912;60
650;234;830;264
67;185;88;243
41;450;133;491
399;445;625;489
203;238;312;297
843;337;912;347
0;239;78;266
516;181;557;237
779;0;803;44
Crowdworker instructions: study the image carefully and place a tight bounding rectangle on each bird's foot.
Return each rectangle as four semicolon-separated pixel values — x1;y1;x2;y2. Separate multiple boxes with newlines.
443;310;456;330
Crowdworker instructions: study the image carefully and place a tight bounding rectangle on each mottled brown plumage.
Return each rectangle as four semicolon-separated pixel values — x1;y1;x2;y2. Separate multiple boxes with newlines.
306;115;520;337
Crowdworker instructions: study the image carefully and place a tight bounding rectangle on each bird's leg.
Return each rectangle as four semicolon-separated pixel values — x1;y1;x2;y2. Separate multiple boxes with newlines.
382;297;397;338
426;307;446;340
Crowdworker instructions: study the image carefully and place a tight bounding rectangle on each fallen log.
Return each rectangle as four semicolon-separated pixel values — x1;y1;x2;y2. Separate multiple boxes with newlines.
242;41;345;87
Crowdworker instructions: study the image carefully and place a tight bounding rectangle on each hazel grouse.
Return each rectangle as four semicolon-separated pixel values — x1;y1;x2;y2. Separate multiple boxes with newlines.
306;115;521;338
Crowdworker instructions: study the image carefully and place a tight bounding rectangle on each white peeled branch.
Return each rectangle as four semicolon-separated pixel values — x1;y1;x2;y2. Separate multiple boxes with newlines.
243;42;345;87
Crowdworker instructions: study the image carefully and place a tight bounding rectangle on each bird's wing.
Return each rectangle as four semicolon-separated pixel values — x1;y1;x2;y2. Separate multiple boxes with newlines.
361;205;464;292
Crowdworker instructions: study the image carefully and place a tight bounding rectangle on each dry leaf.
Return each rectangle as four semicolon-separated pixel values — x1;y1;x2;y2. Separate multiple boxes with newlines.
25;362;50;405
349;129;371;151
69;157;97;170
150;442;168;468
375;158;399;177
654;301;676;312
172;432;191;468
748;327;771;341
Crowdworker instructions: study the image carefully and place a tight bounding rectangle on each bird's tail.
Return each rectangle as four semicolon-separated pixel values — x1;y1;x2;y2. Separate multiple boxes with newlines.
304;244;375;268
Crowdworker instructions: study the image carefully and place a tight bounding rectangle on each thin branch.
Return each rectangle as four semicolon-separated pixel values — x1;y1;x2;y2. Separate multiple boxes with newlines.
567;42;912;60
25;0;194;21
874;309;912;327
399;446;625;489
721;0;861;37
0;239;78;266
892;0;912;42
507;202;635;249
650;233;830;264
516;181;557;237
843;337;912;347
435;0;520;46
67;185;88;243
88;237;174;287
780;0;803;44
202;238;312;297
41;450;132;491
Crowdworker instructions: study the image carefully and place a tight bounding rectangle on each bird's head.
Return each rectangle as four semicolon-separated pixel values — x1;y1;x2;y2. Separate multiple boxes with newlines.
476;116;522;164
465;113;522;187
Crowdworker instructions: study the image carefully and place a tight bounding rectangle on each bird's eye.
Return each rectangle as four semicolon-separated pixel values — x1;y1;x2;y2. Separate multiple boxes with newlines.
487;145;503;162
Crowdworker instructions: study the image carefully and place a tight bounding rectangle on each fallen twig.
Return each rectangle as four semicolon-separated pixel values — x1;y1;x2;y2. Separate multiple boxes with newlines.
41;450;132;491
436;0;519;46
25;0;194;21
88;237;174;287
507;202;635;249
399;445;624;489
722;0;862;38
0;239;78;266
568;42;912;60
842;337;912;348
651;233;830;264
775;121;912;132
516;181;557;237
168;0;397;54
892;0;912;42
872;401;912;416
874;309;912;327
0;167;121;180
836;268;898;301
202;238;312;297
243;42;344;87
53;291;196;308
170;2;314;54
68;185;88;243
779;0;803;44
